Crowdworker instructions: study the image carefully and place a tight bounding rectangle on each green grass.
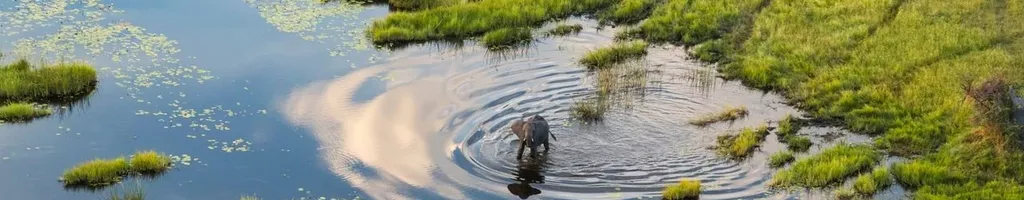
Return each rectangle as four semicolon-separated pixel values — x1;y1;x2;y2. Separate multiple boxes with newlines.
834;188;857;200
715;124;769;158
772;143;880;187
620;0;764;45
62;151;173;188
386;0;461;10
367;0;621;45
853;166;892;195
914;181;1024;200
545;24;583;36
0;103;51;122
0;60;97;104
61;157;130;187
579;40;649;70
783;135;811;152
600;0;657;25
891;160;966;189
768;150;795;168
776;114;799;138
571;99;608;121
689;106;747;126
480;28;532;50
129;151;171;174
662;179;700;200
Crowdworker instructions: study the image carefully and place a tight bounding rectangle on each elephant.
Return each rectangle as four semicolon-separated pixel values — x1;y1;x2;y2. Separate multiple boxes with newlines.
509;115;557;160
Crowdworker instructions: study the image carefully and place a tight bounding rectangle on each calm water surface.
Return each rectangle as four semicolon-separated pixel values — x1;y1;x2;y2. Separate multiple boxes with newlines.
0;1;900;199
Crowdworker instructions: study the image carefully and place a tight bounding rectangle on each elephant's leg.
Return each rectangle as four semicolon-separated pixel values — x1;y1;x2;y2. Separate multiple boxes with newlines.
517;140;527;160
543;141;550;153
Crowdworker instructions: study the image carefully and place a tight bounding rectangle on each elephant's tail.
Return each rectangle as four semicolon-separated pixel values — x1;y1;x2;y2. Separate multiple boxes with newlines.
549;130;557;141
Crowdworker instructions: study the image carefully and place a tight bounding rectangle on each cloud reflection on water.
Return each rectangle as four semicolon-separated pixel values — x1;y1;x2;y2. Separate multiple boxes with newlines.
283;64;488;199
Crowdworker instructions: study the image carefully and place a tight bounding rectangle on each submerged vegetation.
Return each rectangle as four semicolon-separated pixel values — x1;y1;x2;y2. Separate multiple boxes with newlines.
106;184;146;200
61;151;172;188
571;99;608;121
689;106;747;126
0;103;51;122
772;143;879;187
768;151;794;168
715;124;768;159
545;24;583;36
662;179;700;200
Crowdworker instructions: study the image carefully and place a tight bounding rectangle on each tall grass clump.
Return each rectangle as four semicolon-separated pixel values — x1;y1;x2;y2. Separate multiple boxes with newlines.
579;40;648;70
129;151;172;174
662;179;700;200
0;60;97;103
891;160;966;189
61;157;130;187
480;28;532;50
768;150;795;168
772;143;879;187
600;0;657;25
571;99;608;121
833;188;857;200
853;166;892;195
776;114;799;138
545;24;583;36
783;135;811;152
716;124;769;158
0;103;51;122
368;0;621;45
689;106;747;126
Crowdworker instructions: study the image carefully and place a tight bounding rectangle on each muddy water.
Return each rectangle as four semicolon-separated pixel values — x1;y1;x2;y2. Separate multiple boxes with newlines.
0;1;892;200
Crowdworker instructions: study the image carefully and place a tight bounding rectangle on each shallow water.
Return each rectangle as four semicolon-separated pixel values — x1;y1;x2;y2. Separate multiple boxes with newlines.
0;1;902;199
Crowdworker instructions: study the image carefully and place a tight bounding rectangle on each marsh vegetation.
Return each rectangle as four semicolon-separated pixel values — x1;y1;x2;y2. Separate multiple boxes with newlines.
688;106;747;126
662;179;700;200
61;151;172;188
0;58;97;123
715;124;768;159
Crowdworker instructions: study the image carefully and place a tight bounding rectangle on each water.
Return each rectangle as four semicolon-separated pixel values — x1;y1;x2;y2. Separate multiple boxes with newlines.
0;1;900;199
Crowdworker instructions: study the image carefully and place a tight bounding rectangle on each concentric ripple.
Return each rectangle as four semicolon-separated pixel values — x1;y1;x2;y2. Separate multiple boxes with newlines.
283;19;803;200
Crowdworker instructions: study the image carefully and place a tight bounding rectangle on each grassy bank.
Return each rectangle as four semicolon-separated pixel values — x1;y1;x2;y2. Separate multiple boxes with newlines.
772;143;879;187
367;0;621;45
625;0;1024;196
